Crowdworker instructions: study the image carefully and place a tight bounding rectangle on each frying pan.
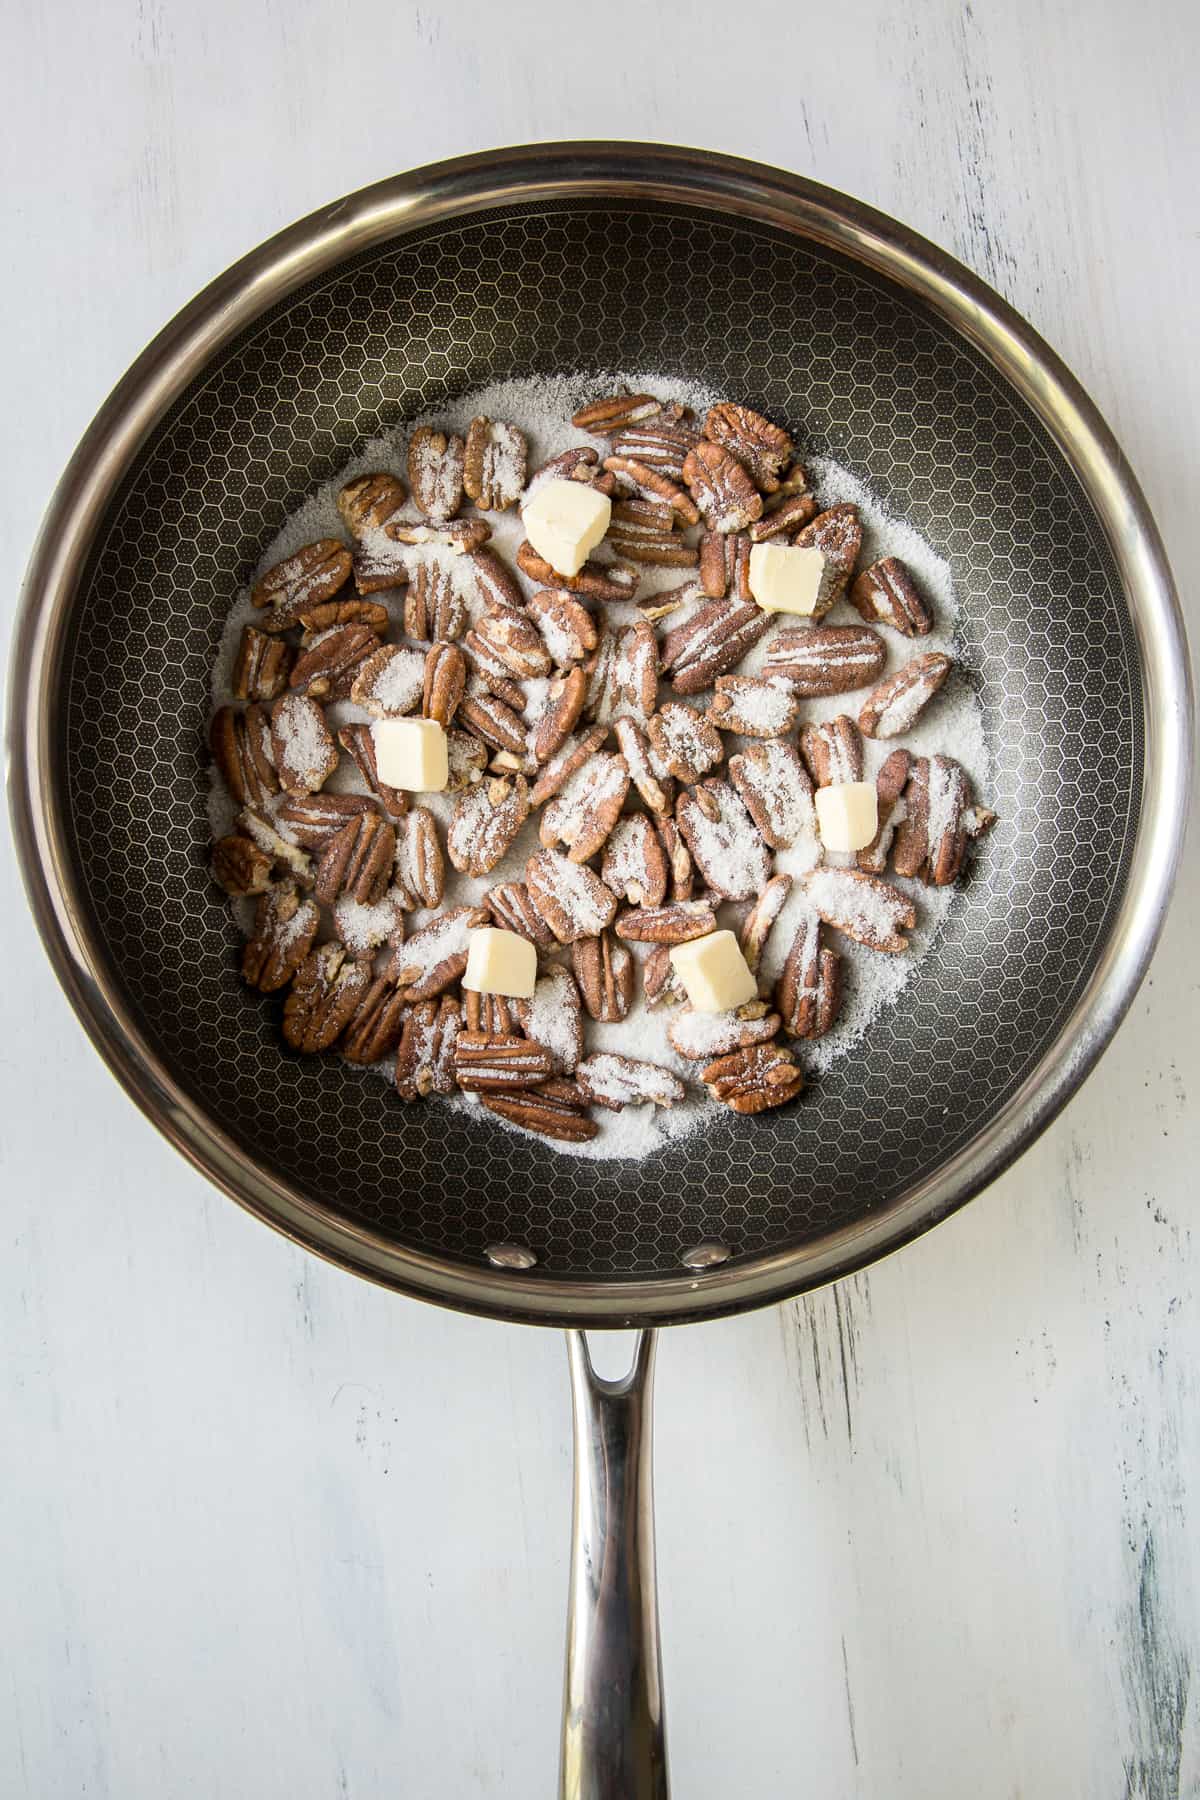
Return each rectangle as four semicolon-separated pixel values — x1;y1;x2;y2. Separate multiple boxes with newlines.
9;145;1191;1797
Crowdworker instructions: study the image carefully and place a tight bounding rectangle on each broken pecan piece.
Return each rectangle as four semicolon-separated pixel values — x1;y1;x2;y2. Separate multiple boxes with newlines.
463;416;528;510
445;728;490;793
530;669;591;766
289;623;379;700
283;943;372;1053
655;816;694;900
315;811;396;908
739;874;794;984
858;748;913;875
447;775;530;877
395;996;461;1099
407;426;465;523
667;1001;781;1061
702;1042;803;1114
241;882;320;992
467;605;552;680
858;652;952;738
702;402;793;493
335;725;407;822
705;676;798;739
850;556;933;636
576;1053;686;1111
233;626;292;702
211;833;273;897
464;990;520;1036
643;943;686;1008
572;932;636;1023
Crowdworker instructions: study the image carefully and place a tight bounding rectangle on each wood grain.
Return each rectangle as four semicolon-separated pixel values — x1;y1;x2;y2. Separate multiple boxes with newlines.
1;1;1197;1794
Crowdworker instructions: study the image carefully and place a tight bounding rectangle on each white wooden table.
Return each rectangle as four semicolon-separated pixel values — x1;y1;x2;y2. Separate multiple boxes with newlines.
3;3;1197;1794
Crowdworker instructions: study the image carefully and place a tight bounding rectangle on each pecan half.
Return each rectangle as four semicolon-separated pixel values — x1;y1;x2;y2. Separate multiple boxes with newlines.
799;715;864;787
458;689;528;756
233;626;292;702
350;644;426;718
893;754;975;886
728;741;818;852
600;814;669;907
315;811;396;907
241;882;320;992
479;1086;599;1144
422;640;467;726
682;440;763;532
850;556;933;636
407;426;465;523
526;589;598;665
702;1042;803;1114
748;488;819;540
698;530;752;600
447;775;530;877
791;505;862;613
613;900;716;944
606;497;697;566
446;728;490;793
337;472;407;537
511;965;585;1074
529;722;609;807
646;702;725;785
705;676;798;739
515;540;639;603
403;556;469;641
389;905;489;1000
675;780;772;900
524;850;618;944
395;996;461;1099
858;652;952;738
299;598;391;636
589;621;659;724
667;1000;780;1061
858;748;913;875
602;457;699;525
289;623;380;700
572;392;663;432
454;1032;554;1093
341;975;409;1064
703;402;793;493
332;887;406;956
211;833;273;896
572;932;636;1023
467;605;552;680
275;791;376;850
606;416;699;480
464;990;520;1035
251;539;352;622
333;724;407;821
527;445;618;496
238;808;315;884
775;909;842;1039
283;943;372;1053
530;669;590;765
764;624;886;698
463;416;528;511
539;753;630;862
352;539;412;596
484;880;557;947
576;1053;686;1111
635;581;694;624
210;704;278;807
613;717;673;817
803;867;916;952
394;807;446;908
739;873;794;982
269;693;338;795
659;598;771;694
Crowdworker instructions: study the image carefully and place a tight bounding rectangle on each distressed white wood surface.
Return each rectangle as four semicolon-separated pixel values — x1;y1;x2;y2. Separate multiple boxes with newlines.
2;1;1197;1794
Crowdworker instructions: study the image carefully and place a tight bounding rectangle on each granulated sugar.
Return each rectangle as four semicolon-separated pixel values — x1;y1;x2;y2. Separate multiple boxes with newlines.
209;370;992;1161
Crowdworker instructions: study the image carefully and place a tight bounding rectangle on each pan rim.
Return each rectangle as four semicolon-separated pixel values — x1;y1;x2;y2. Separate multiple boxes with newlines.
7;142;1192;1326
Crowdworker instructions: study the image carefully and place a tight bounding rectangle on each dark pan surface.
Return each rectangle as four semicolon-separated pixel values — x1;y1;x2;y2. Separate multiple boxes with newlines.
62;200;1140;1279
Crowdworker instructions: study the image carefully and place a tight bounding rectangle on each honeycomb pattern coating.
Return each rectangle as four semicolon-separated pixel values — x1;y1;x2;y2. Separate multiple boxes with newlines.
63;202;1141;1281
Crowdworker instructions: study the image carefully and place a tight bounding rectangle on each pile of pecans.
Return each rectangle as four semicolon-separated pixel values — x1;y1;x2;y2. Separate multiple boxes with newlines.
209;391;994;1143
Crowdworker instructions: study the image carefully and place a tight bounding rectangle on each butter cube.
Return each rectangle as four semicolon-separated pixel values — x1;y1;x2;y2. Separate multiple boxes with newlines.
463;927;537;998
669;929;758;1013
522;478;612;577
815;781;879;852
371;718;448;792
748;543;828;616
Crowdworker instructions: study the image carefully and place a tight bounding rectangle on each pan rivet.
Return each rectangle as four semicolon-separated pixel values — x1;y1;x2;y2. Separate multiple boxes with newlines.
681;1240;732;1271
485;1241;538;1271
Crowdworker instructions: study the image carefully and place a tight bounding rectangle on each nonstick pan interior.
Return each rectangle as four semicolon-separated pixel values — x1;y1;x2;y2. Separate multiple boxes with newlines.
54;193;1143;1293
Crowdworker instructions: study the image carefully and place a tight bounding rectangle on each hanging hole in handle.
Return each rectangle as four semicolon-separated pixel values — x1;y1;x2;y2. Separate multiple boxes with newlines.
581;1327;646;1382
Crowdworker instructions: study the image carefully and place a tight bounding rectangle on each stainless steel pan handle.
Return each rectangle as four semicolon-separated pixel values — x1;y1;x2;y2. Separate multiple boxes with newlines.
561;1330;668;1799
